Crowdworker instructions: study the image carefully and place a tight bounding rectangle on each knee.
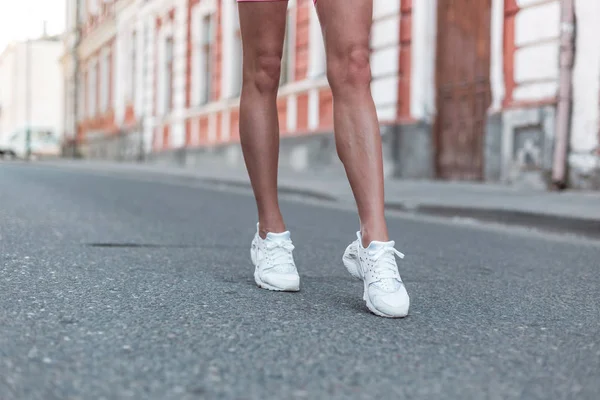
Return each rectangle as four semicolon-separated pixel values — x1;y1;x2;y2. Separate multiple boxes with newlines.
247;51;282;94
327;44;372;92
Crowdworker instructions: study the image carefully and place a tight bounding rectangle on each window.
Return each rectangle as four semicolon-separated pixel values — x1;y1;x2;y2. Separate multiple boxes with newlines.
193;12;214;106
64;79;71;131
140;21;150;112
164;37;174;114
32;130;57;144
100;50;109;112
200;14;213;104
88;61;97;117
130;31;137;102
78;71;85;120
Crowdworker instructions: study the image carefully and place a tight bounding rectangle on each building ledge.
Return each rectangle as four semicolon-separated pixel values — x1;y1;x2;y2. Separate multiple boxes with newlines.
78;19;117;60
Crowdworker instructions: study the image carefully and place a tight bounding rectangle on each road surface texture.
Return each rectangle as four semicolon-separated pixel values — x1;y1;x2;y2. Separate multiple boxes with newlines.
1;162;599;400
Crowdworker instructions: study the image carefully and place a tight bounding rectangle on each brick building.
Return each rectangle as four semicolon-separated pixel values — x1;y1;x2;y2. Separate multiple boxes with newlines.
63;0;600;188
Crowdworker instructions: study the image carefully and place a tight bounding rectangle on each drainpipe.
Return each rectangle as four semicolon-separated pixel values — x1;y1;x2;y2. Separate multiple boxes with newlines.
551;0;576;189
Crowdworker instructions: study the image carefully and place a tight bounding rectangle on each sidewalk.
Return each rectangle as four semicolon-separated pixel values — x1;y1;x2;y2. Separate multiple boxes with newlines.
40;159;600;238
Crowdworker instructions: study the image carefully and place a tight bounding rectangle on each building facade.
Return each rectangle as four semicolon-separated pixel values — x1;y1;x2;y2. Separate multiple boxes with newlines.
0;37;64;143
68;0;600;189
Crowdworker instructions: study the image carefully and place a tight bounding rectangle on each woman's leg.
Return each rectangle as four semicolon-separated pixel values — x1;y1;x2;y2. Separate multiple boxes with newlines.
238;1;288;238
318;0;409;317
315;0;388;247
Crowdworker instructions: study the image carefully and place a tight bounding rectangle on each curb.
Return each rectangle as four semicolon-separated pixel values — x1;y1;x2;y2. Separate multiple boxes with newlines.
210;173;600;240
385;202;600;240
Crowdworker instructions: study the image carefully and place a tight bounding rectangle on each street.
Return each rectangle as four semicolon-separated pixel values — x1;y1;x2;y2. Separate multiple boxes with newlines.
1;163;599;400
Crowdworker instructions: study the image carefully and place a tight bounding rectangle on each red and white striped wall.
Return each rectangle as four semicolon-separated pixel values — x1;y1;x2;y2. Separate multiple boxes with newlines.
105;0;412;151
76;0;118;143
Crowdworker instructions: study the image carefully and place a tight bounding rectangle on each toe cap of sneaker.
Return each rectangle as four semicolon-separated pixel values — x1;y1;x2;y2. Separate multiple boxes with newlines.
262;272;300;291
369;285;410;317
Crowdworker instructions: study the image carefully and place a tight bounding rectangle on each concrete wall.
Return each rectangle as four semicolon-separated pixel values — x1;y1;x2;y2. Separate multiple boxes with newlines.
0;46;17;140
0;40;64;140
568;0;600;188
32;41;65;138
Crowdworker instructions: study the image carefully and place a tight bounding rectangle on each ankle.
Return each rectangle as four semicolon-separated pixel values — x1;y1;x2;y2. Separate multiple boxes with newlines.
360;226;389;248
258;221;286;239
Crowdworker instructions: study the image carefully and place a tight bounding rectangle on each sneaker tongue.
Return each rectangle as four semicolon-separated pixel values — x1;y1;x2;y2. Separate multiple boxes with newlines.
265;231;291;242
264;231;294;272
365;240;401;293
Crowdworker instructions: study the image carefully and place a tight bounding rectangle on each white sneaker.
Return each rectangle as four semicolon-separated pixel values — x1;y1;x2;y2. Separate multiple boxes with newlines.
342;232;410;318
251;224;300;292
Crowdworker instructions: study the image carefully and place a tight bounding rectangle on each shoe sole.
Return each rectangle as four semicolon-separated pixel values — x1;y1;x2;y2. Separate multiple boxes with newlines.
343;247;408;318
251;246;300;292
253;272;300;292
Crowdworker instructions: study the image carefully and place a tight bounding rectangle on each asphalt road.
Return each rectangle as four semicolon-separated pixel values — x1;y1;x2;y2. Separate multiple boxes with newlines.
1;162;599;400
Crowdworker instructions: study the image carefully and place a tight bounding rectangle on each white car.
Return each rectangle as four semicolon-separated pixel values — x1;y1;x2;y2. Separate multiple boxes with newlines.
0;127;61;159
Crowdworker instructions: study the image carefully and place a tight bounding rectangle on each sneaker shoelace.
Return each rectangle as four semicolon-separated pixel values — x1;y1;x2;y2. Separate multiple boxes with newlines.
368;245;405;281
264;240;295;272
